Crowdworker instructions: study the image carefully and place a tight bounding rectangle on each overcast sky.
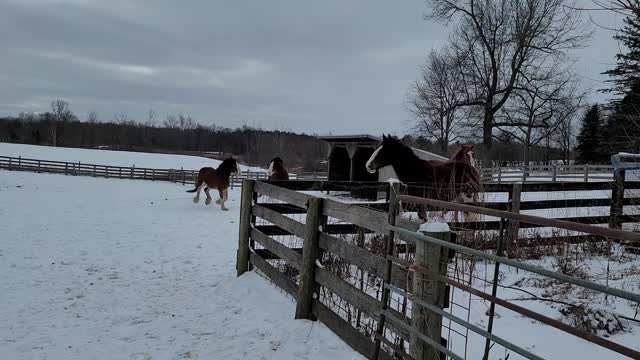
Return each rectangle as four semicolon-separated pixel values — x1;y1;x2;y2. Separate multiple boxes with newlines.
0;0;626;135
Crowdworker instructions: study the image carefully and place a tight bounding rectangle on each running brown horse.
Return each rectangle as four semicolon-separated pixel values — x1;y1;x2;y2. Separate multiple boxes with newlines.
186;158;239;211
365;135;481;222
267;157;289;181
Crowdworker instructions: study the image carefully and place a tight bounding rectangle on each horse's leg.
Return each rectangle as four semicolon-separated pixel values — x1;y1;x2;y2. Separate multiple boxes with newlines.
193;183;203;203
220;188;229;211
418;205;428;223
216;188;223;205
204;187;212;205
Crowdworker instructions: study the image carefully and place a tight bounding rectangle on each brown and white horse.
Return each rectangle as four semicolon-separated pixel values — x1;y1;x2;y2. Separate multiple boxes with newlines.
267;157;289;181
365;135;481;222
186;158;239;211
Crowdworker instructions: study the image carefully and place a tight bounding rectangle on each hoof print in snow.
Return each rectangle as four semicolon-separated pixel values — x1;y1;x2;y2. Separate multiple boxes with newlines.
130;353;152;360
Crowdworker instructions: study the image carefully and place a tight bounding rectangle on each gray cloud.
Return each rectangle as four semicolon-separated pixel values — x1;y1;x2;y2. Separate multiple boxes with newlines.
0;0;623;135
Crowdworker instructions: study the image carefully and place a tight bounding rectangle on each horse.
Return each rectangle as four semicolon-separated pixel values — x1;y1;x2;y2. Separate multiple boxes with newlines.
365;135;481;222
267;157;289;181
186;157;239;211
429;144;477;169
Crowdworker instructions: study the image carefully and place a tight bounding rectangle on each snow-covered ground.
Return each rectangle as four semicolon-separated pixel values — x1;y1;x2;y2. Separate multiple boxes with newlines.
0;170;362;360
0;143;264;171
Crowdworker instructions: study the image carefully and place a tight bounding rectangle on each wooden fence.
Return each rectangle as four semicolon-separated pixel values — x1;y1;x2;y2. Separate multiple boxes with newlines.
481;164;614;183
236;179;640;359
0;155;326;187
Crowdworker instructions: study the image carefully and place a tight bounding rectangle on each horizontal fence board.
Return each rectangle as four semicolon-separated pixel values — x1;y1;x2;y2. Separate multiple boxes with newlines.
254;181;311;208
315;267;383;318
254;248;303;261
254;225;295;237
258;203;307;214
312;300;394;360
252;204;306;238
319;233;408;291
251;227;303;269
249;251;299;299
323;199;389;234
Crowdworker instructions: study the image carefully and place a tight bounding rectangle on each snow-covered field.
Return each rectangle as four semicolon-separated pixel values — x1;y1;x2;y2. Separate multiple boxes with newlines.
0;170;362;360
0;143;264;171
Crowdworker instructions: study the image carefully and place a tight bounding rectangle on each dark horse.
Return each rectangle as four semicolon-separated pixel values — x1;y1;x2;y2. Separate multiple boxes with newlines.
186;158;239;211
366;135;481;221
267;157;289;181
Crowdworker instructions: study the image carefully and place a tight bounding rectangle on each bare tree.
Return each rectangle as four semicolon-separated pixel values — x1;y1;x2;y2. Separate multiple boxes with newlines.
553;111;576;164
50;99;73;146
114;112;131;125
407;47;471;153
145;109;157;127
87;110;98;124
494;63;585;166
426;0;590;150
163;115;179;129
179;114;196;131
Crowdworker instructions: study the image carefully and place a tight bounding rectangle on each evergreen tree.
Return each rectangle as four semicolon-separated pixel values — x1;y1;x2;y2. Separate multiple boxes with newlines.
575;105;604;164
601;1;640;154
603;1;640;96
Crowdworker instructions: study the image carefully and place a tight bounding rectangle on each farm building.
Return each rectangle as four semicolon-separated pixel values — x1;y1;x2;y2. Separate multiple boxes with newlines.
320;134;447;182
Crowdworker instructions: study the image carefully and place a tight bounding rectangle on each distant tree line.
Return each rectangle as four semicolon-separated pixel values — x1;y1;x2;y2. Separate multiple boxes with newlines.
0;103;328;172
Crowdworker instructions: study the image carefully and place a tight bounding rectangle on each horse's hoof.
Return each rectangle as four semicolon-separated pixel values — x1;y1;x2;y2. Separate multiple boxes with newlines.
215;199;221;205
221;207;229;211
205;198;212;205
193;197;199;204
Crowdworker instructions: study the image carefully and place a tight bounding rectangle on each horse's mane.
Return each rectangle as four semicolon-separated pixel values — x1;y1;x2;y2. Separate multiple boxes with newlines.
384;137;423;163
217;158;237;173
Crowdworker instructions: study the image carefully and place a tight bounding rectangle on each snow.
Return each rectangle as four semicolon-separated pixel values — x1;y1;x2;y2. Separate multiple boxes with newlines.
418;222;451;233
446;254;640;360
0;170;362;360
0;143;264;171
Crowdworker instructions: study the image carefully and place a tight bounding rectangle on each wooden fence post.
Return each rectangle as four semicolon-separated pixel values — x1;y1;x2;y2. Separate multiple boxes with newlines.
93;165;97;177
37;160;41;173
182;167;186;185
522;165;527;183
552;165;557;182
131;165;135;179
295;197;323;320
506;183;522;258
497;167;502;183
237;179;255;276
483;219;506;360
584;165;589;182
373;182;400;359
152;169;155;181
610;169;625;230
77;161;81;175
18;156;21;170
410;227;449;360
143;168;147;180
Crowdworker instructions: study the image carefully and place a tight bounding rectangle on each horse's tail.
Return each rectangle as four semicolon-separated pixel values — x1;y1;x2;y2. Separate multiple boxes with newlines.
186;169;205;193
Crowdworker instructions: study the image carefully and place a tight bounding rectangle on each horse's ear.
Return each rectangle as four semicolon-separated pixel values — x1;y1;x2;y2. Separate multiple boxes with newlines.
382;134;387;140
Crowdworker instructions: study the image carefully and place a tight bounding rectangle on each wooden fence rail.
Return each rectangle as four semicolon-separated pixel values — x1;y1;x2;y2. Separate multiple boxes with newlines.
481;164;614;183
236;179;640;360
0;155;326;187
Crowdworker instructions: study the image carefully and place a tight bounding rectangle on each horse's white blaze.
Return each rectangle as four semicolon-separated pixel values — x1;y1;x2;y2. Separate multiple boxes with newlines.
267;161;274;177
365;145;383;173
468;151;478;170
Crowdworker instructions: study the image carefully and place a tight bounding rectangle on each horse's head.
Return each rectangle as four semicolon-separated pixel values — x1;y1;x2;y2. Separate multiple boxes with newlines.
270;157;283;167
366;134;410;174
222;157;239;174
268;157;283;176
